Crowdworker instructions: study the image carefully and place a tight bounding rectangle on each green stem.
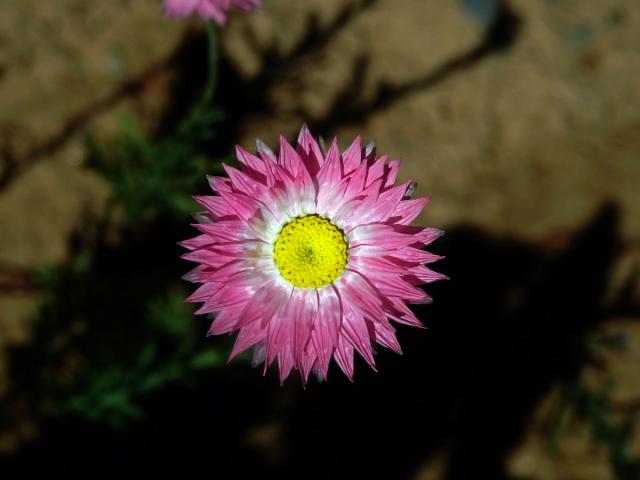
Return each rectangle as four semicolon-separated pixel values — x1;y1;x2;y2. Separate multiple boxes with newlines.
176;21;219;135
201;21;218;106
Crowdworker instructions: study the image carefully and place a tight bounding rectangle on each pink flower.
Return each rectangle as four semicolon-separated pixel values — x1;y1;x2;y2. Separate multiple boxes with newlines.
164;0;261;25
181;126;446;383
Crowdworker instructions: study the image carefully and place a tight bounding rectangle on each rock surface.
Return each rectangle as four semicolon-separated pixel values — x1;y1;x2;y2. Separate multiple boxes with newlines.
0;0;183;269
223;0;640;243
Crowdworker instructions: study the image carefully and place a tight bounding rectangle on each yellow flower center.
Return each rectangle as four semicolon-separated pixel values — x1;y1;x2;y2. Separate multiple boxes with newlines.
273;215;348;289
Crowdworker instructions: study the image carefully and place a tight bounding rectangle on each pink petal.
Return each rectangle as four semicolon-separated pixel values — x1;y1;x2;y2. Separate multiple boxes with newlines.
182;125;446;384
194;284;247;315
208;303;245;335
393;197;430;225
207;175;232;195
236;281;289;329
296;124;324;175
386;297;425;328
386;247;444;265
195;220;253;242
229;320;267;361
337;270;385;324
364;155;387;187
384;160;401;187
179;234;215;251
236;145;267;177
186;282;222;303
333;336;355;381
293;291;318;366
409;266;449;283
373;322;402;354
311;288;342;380
182;264;213;283
256;139;277;165
164;0;199;18
223;164;266;199
344;159;368;199
181;249;229;268
194;195;234;219
277;344;295;384
279;135;305;179
299;342;318;385
341;307;376;370
341;136;362;175
317;139;342;189
369;273;430;304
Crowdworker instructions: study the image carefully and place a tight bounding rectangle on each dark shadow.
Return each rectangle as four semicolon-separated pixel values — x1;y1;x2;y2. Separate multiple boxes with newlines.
153;0;520;157
0;0;519;191
0;204;626;479
155;29;211;139
0;30;195;193
311;1;521;135
276;204;620;480
150;0;383;158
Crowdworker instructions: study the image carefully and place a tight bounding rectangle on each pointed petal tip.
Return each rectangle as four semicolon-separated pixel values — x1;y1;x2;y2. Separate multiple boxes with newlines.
296;368;310;389
179;250;194;261
191;212;213;224
226;342;246;364
405;182;417;198
364;141;377;157
181;269;200;282
251;344;266;368
297;123;312;140
256;138;274;153
422;228;445;243
416;297;434;305
318;135;328;154
403;318;427;329
256;139;277;164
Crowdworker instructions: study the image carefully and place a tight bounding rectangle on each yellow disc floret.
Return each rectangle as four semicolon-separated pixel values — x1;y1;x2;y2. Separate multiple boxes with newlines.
273;215;348;288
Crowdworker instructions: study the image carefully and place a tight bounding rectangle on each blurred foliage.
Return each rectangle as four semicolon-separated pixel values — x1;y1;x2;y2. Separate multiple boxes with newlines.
545;334;640;479
87;107;222;224
2;25;229;430
88;22;224;225
9;249;224;429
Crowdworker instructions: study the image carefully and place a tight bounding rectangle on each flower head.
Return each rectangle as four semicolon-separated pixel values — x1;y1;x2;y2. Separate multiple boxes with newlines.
164;0;261;25
181;126;446;383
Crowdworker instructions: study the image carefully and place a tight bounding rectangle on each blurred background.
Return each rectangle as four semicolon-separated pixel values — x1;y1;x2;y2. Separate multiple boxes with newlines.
1;0;639;478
